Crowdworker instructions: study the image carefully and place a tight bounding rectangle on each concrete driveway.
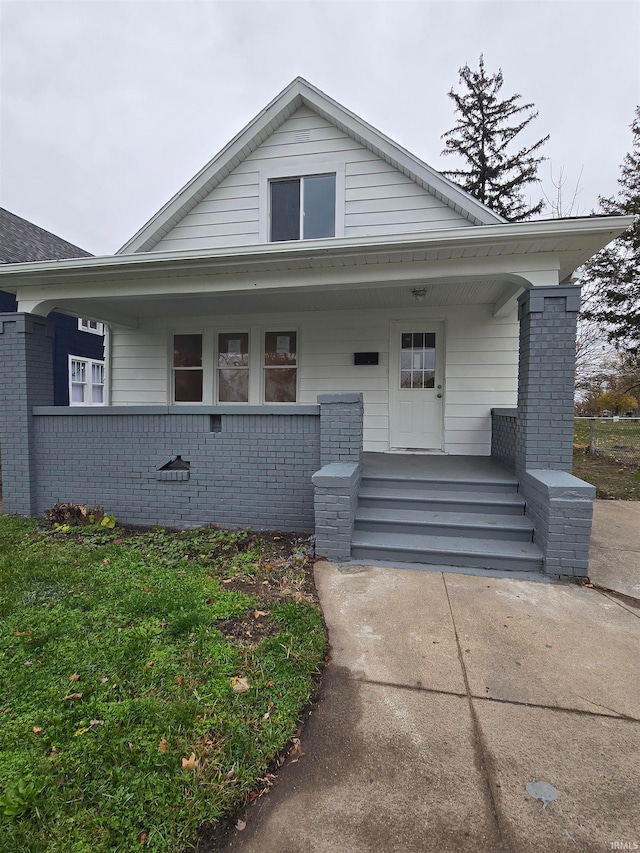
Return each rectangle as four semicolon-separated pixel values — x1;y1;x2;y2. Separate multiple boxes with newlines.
211;562;640;853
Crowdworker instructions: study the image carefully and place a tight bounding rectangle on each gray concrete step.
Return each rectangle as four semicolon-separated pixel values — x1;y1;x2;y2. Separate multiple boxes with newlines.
355;506;534;542
362;474;519;495
357;486;526;516
350;531;543;572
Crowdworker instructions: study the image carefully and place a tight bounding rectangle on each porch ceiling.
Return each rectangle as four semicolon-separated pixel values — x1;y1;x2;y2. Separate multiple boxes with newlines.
39;277;510;322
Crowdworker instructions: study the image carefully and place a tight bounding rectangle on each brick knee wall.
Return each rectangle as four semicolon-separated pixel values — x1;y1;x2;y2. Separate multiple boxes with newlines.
32;411;320;531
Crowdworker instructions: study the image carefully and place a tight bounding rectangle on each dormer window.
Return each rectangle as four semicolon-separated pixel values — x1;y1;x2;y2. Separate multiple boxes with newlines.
270;174;336;241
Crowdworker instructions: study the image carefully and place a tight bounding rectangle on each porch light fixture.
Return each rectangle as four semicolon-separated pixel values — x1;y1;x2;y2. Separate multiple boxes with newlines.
411;287;428;304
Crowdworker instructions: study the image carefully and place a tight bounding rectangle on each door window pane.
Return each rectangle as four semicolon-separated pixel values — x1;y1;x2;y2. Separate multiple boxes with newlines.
271;180;300;241
400;331;436;389
303;174;336;239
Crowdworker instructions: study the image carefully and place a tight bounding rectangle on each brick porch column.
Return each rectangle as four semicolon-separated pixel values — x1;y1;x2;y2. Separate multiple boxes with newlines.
515;287;596;579
0;313;54;515
515;286;581;477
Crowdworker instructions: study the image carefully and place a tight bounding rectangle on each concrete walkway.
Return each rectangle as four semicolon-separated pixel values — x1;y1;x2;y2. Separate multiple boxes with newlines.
213;562;640;853
589;500;640;601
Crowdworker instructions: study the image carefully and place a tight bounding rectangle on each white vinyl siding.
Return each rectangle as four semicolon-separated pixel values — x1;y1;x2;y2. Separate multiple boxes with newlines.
109;305;517;455
153;106;469;252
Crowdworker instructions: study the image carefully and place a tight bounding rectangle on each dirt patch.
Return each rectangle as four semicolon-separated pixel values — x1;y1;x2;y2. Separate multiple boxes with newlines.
573;452;640;500
216;610;279;646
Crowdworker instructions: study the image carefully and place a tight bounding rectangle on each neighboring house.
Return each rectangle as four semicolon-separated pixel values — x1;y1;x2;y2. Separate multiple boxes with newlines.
0;78;632;578
0;208;105;406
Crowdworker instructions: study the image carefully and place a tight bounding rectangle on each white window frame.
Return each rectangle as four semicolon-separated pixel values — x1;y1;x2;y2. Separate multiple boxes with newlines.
262;329;299;405
259;160;345;243
68;355;105;407
171;331;209;405
78;318;105;336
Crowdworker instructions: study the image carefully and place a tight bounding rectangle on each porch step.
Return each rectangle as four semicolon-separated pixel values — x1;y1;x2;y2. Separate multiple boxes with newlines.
362;474;519;495
350;531;543;573
355;506;534;543
357;485;526;516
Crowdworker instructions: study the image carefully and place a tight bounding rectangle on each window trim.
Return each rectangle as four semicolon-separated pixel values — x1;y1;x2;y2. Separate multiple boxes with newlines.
68;355;106;407
171;331;207;405
259;160;345;243
78;318;105;336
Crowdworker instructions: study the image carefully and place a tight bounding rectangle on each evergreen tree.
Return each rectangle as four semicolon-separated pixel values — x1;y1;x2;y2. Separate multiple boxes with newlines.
441;56;549;221
581;107;640;359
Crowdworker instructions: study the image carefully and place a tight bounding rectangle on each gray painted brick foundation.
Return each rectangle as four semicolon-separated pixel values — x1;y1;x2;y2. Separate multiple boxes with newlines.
31;410;320;530
312;462;361;561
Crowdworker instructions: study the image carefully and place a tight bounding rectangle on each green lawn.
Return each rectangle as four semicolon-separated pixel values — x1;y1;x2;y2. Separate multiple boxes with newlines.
0;518;325;853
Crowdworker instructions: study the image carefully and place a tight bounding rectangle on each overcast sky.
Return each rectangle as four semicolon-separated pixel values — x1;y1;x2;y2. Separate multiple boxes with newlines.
1;0;639;256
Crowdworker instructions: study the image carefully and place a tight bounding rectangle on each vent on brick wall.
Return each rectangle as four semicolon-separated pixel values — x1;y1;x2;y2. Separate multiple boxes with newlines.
210;415;222;433
294;130;311;142
156;455;190;481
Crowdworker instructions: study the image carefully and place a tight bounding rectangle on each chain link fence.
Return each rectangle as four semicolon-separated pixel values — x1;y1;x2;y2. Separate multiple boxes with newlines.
574;418;640;466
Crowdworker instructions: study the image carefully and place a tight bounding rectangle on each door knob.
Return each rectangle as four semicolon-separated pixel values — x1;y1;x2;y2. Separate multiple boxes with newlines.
437;393;442;398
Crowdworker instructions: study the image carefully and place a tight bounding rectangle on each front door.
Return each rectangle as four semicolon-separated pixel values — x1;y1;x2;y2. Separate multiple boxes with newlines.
389;322;444;450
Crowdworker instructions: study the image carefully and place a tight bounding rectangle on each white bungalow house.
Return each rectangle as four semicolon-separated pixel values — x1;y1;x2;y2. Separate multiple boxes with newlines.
0;78;632;576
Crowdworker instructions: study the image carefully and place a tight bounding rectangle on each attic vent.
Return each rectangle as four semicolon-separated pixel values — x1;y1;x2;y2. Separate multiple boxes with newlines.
294;130;311;143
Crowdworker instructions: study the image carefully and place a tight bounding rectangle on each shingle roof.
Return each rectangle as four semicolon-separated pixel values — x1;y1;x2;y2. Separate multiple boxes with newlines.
0;208;92;263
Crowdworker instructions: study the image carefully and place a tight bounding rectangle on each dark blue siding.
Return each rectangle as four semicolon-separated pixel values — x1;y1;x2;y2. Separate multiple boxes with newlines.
1;291;104;406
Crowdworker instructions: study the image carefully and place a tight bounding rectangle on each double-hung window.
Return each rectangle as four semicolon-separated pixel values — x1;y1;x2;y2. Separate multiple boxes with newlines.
264;332;297;402
173;334;203;402
78;318;105;335
270;174;336;241
69;356;105;405
217;333;249;403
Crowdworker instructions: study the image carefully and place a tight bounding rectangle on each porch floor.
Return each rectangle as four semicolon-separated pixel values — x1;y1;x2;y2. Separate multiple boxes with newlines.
362;452;516;483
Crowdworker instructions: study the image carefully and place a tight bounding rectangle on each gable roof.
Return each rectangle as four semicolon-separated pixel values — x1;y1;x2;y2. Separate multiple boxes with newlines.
0;208;92;264
118;77;505;254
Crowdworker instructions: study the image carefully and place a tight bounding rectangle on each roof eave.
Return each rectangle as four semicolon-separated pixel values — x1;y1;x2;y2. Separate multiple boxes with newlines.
0;216;632;291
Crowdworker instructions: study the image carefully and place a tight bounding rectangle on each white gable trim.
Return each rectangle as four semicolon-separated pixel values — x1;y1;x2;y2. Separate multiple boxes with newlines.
118;78;504;255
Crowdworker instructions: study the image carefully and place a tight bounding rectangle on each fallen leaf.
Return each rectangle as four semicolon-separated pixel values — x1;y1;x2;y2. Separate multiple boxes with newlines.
265;680;274;687
13;630;31;637
182;752;199;771
138;831;148;845
158;738;170;754
49;746;59;757
231;677;250;694
142;586;151;593
254;610;268;618
63;692;83;701
235;819;246;831
262;711;270;721
264;564;272;572
114;538;123;545
100;677;109;683
160;619;167;628
222;578;233;584
102;558;110;565
32;726;43;736
174;675;184;685
89;719;104;727
288;737;305;763
74;727;90;737
143;661;155;669
69;673;80;682
24;661;33;666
